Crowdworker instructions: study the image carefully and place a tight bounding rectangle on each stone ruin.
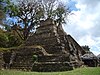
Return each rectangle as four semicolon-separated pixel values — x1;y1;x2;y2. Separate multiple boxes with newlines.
0;18;86;72
0;52;3;69
97;54;100;66
81;51;98;67
25;18;85;71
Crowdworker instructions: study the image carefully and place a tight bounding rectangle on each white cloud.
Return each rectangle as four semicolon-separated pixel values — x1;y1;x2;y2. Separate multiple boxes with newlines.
64;0;100;55
78;35;95;46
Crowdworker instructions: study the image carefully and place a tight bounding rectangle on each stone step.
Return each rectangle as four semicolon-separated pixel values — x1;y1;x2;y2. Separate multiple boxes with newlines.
44;46;66;54
11;63;33;71
38;54;70;62
31;37;60;46
12;65;30;67
0;60;4;69
32;62;73;72
11;66;32;71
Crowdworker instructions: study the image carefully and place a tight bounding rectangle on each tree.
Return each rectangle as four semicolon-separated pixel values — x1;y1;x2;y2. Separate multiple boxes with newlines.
0;0;5;25
0;0;14;27
0;28;8;47
39;0;70;25
82;45;90;52
4;0;44;40
0;28;22;48
4;0;71;40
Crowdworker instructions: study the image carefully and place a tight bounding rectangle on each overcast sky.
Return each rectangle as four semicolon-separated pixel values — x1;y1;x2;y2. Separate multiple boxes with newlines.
63;0;100;55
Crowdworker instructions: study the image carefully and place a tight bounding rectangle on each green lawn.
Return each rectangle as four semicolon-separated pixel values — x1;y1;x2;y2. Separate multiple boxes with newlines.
0;67;100;75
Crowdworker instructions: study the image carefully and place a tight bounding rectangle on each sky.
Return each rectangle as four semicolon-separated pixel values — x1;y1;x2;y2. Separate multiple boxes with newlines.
63;0;100;56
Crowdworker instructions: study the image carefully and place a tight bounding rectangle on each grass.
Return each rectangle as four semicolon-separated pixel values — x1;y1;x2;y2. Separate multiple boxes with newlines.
0;67;100;75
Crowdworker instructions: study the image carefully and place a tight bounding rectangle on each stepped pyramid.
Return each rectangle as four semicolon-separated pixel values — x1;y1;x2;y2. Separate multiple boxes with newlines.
0;18;85;71
25;18;85;71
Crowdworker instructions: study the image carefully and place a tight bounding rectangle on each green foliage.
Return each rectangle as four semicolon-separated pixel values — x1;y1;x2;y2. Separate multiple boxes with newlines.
0;29;8;47
0;29;22;48
0;0;3;10
0;32;8;48
32;55;38;62
0;67;100;75
6;32;23;47
0;0;5;24
82;45;90;52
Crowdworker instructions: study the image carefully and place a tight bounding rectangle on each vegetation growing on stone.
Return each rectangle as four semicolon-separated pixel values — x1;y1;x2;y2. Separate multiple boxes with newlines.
0;0;99;73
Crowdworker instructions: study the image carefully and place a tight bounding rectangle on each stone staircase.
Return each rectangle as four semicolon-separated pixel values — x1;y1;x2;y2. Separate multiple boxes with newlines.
10;49;73;71
32;54;73;72
32;62;73;72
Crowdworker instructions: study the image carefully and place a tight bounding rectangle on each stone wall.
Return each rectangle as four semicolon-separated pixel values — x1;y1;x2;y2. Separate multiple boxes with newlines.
81;52;98;67
97;54;100;66
0;46;73;71
0;51;4;69
0;46;47;71
32;62;73;72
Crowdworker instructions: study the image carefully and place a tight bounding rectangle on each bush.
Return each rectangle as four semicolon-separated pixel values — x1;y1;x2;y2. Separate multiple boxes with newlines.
0;32;8;47
0;29;22;48
7;32;22;47
32;55;38;62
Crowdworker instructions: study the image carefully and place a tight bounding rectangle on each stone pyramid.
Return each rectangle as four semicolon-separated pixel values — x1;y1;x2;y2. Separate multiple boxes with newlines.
24;18;85;71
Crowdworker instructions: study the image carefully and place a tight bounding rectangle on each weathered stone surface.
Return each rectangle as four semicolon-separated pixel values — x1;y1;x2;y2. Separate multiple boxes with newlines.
37;54;70;62
81;51;98;67
0;18;86;71
97;54;100;66
0;52;4;69
2;46;47;71
25;18;85;71
32;62;73;72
